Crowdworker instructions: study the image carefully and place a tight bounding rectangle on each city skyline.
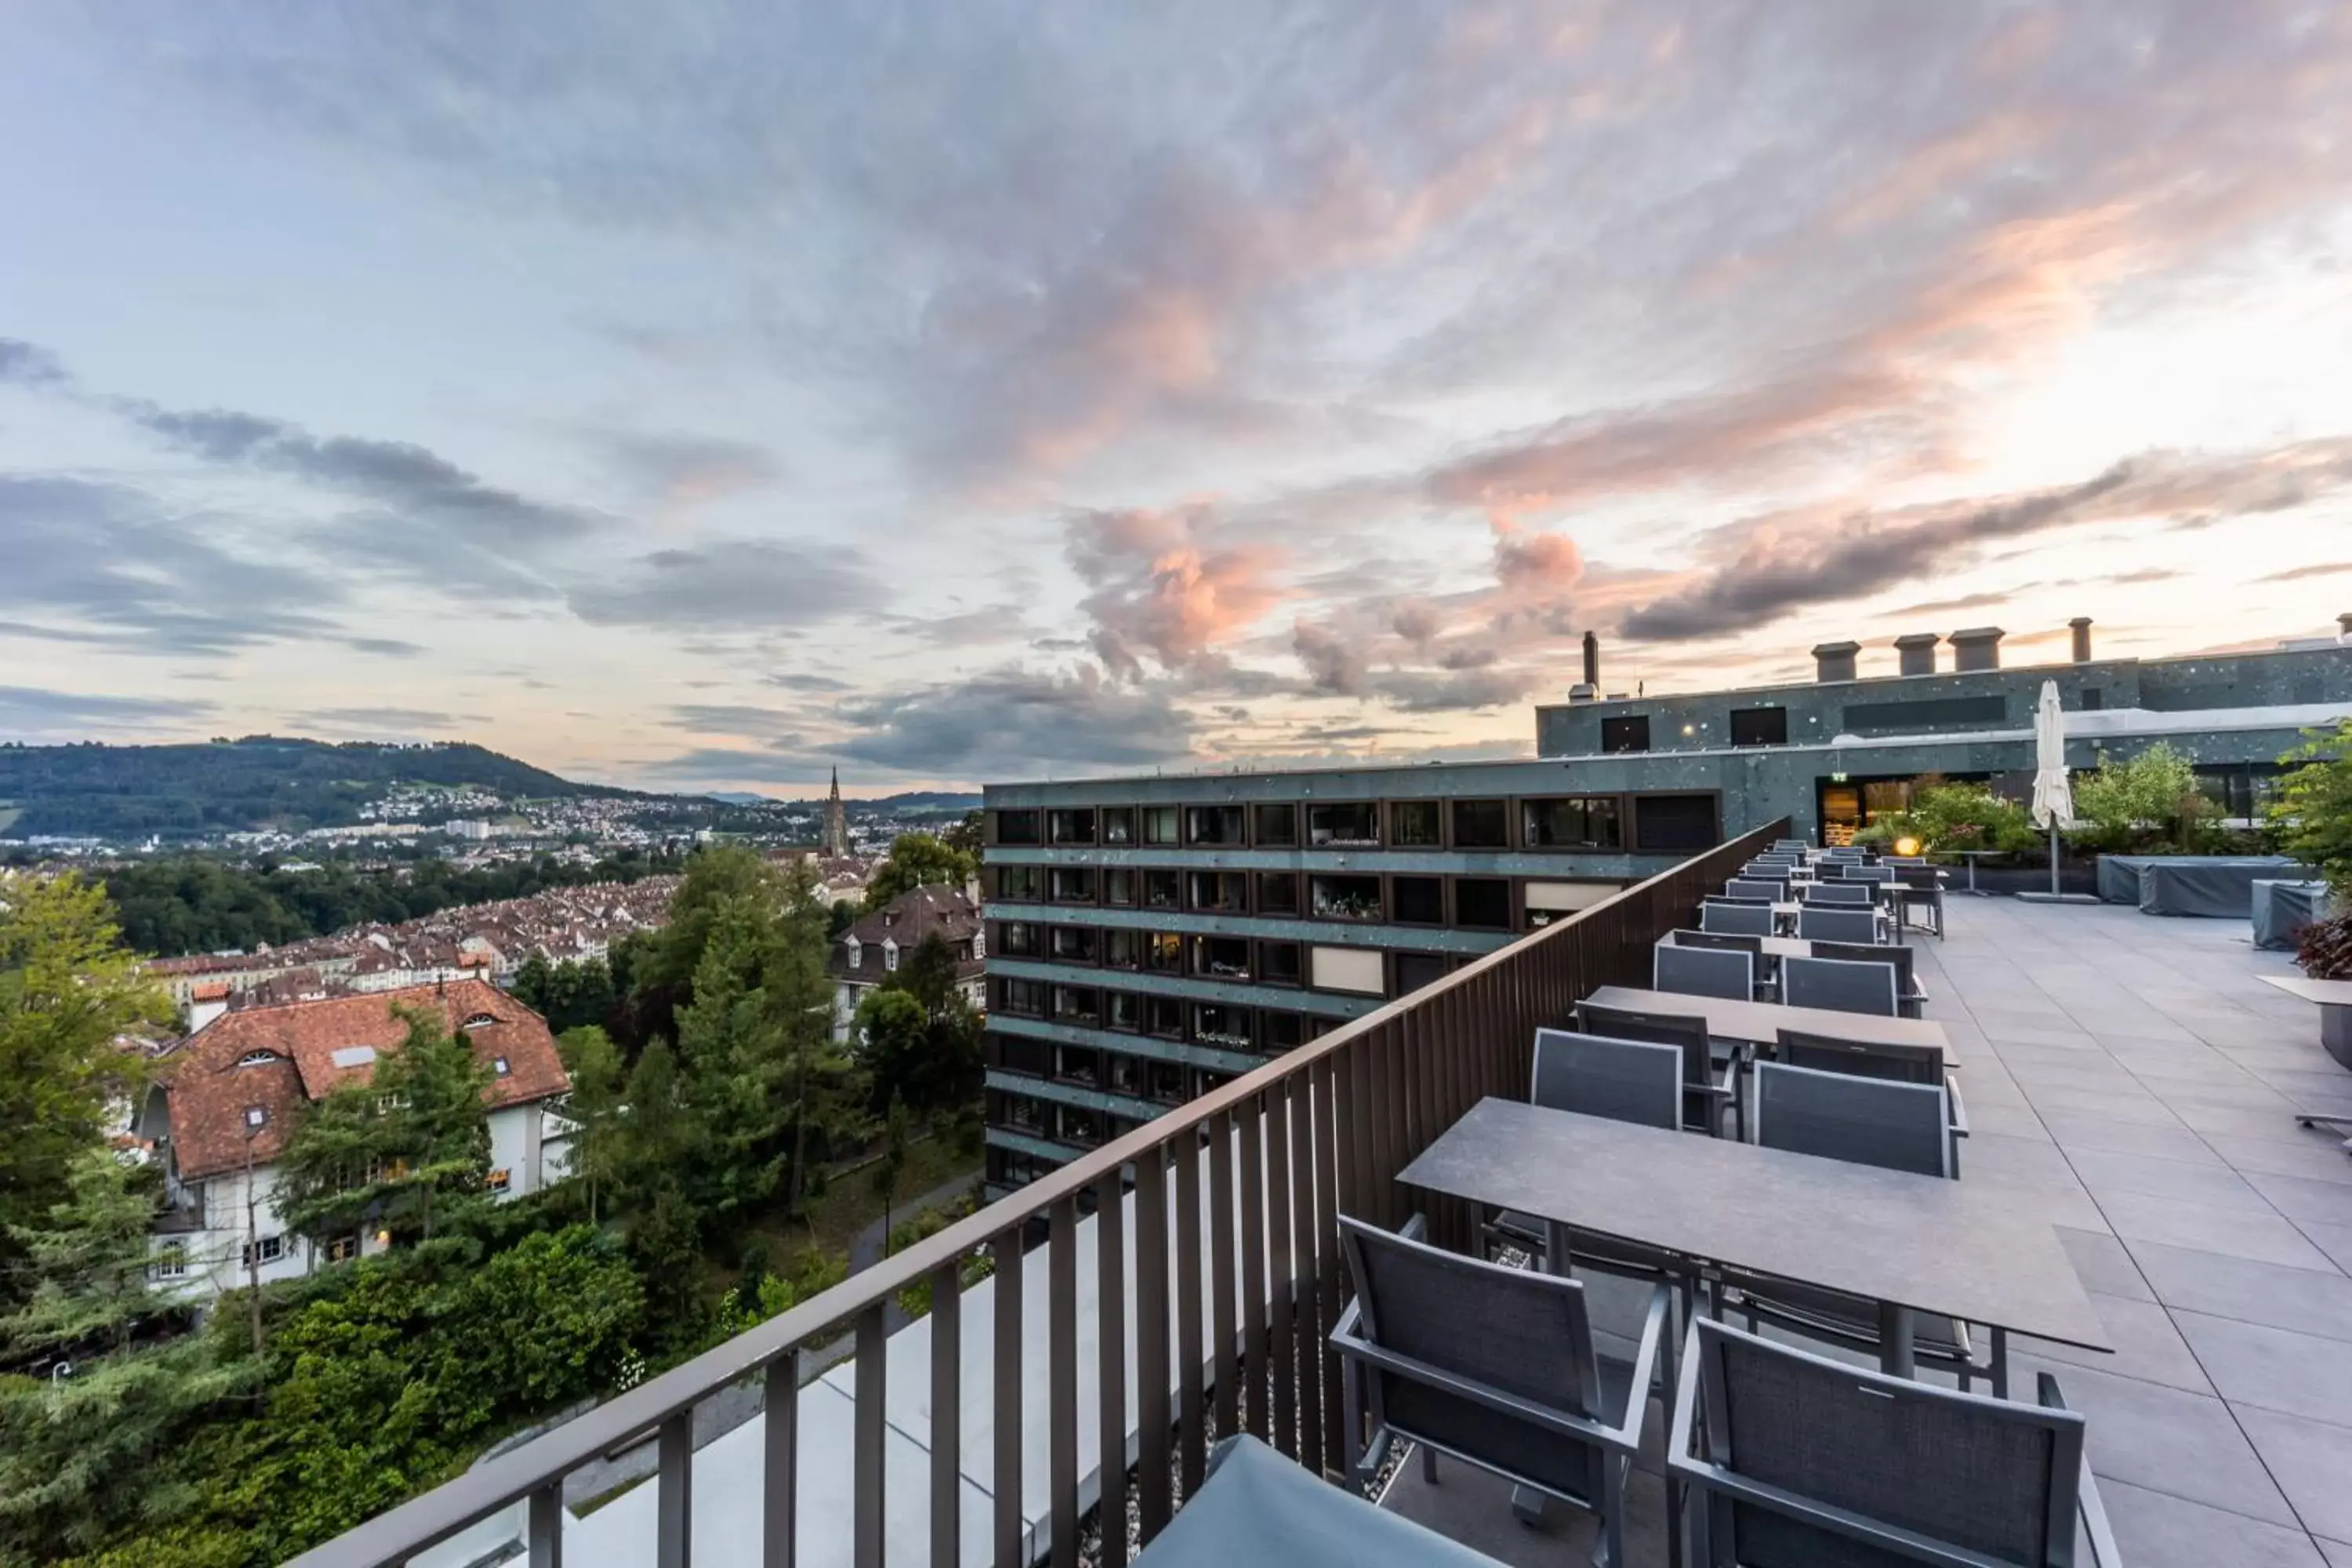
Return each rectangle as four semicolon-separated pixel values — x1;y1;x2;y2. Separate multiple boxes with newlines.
5;4;2352;797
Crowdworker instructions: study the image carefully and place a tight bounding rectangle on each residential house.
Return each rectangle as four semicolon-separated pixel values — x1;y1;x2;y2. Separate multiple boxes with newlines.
826;883;985;1041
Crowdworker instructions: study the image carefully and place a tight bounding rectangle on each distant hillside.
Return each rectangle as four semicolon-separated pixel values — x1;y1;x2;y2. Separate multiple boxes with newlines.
0;736;630;839
851;792;982;812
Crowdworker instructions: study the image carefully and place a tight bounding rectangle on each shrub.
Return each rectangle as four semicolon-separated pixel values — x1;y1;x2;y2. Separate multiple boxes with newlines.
2068;742;2217;854
1865;780;2041;856
2301;914;2352;981
2272;720;2352;894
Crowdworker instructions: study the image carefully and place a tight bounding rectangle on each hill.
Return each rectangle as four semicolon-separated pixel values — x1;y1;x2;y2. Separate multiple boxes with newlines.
0;736;628;839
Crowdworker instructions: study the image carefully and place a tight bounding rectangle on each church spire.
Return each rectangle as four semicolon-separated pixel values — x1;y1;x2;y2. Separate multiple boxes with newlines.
824;768;848;858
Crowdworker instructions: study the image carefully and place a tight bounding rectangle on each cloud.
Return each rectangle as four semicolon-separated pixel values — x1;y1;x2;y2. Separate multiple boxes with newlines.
2258;561;2352;584
0;339;67;387
762;672;851;693
1878;590;2015;618
665;703;806;743
634;747;837;789
1621;438;2352;641
288;707;463;735
597;430;782;510
1065;504;1288;678
0;684;212;737
571;540;883;631
833;666;1199;780
343;637;427;658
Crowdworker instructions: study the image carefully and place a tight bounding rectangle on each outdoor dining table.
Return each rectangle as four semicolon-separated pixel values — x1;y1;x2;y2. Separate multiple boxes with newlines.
1399;1098;2111;1377
1585;982;1952;1060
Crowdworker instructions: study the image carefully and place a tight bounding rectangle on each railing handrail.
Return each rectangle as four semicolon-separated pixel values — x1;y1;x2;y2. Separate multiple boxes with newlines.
288;818;1788;1567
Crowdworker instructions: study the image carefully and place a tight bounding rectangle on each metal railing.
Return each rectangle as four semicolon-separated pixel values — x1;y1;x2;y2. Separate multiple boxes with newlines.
289;818;1788;1568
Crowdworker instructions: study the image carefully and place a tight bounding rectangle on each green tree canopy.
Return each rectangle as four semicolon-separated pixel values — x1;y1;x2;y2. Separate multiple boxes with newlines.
2273;720;2352;893
554;1025;625;1223
861;832;977;913
856;931;984;1112
2068;741;2218;853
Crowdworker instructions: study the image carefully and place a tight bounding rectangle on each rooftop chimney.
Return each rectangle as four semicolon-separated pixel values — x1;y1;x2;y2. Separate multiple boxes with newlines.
1581;630;1600;690
2339;612;2352;643
1893;632;1940;677
1949;626;2005;673
1812;640;1861;683
2070;617;2093;663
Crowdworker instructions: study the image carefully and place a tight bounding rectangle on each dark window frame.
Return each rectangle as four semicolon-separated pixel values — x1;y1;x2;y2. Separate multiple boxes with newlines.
1454;877;1513;930
1389;799;1443;847
1728;706;1789;747
993;809;1042;846
1521;794;1624;851
1255;870;1302;916
1306;801;1382;847
1600;715;1652;753
1253;802;1298;846
1390;873;1446;926
1450;798;1510;848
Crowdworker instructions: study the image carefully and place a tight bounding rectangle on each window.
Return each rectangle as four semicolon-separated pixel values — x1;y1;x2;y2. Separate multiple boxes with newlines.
1057;1105;1102;1145
486;1168;513;1192
1000;978;1047;1016
492;1056;511;1076
1257;871;1301;916
1188;870;1247;913
1107;992;1141;1032
1522;796;1622;850
1052;985;1101;1025
1307;802;1380;846
1394;951;1449;996
1003;1094;1047;1134
1145;996;1185;1039
1106;1051;1142;1093
1729;706;1788;747
1310;946;1385;994
1455;878;1512;929
1309;874;1383;922
1841;695;2005;735
1142;869;1181;910
1000;920;1039;957
996;864;1042;902
1451;799;1508;848
1632;793;1719;852
1145;932;1184;974
1141;806;1180;845
1054;1046;1098;1086
1392;876;1444;925
2080;688;2104;712
1102;808;1136;845
1104;929;1142;970
1185;804;1245;845
1194;1004;1252;1048
1049;927;1098;964
463;1011;500;1029
242;1234;286;1268
1259;941;1304;987
1601;715;1651;753
326;1236;361;1265
236;1050;281;1068
151;1243;188;1279
1049;866;1096;903
1254;803;1298;846
884;942;899;972
1194;935;1252;980
995;809;1042;846
1389;800;1442;847
1262;1011;1305;1052
1103;868;1136;906
1047;808;1097;845
244;1105;269;1129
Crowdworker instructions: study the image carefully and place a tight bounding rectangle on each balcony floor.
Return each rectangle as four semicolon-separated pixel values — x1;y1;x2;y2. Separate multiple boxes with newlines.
1382;893;2352;1566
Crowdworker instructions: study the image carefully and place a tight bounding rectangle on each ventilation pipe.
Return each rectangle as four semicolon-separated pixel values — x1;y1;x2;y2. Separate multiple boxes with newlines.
2339;612;2352;644
2070;617;2093;662
1812;640;1861;683
1581;630;1600;690
1893;633;1940;677
1949;626;2005;672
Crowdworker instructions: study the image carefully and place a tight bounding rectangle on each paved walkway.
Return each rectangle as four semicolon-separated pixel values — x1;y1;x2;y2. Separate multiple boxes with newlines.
1386;896;2352;1567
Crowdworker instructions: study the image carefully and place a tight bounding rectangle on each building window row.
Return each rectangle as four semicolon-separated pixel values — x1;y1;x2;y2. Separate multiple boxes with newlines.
989;870;1609;931
989;940;1461;1020
993;792;1716;854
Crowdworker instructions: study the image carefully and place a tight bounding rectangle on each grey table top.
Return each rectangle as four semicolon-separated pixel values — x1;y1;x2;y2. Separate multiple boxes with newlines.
2263;974;2352;1006
1586;984;1950;1054
1401;1098;2111;1352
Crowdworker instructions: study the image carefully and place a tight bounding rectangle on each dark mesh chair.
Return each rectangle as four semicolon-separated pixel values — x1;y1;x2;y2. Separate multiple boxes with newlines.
1573;1005;1740;1137
1335;1215;1671;1568
1533;1025;1686;1131
1729;1063;1987;1388
1810;939;1929;1019
1847;864;1896;884
1726;877;1788;902
1671;927;1763;955
1655;942;1758;1003
1767;1027;1969;1174
1792;909;1887;950
1799;881;1878;906
1891;866;1947;938
1701;901;1776;938
1668;1319;2120;1566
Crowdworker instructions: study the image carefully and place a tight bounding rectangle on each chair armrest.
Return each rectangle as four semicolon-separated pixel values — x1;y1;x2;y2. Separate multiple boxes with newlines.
1603;1283;1675;1448
1334;1295;1363;1342
2039;1374;2125;1568
1330;1333;1639;1454
1946;1076;1969;1139
1399;1212;1429;1243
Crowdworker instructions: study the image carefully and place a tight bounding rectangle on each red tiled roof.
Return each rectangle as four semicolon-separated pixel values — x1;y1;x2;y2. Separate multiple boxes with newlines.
162;980;568;1181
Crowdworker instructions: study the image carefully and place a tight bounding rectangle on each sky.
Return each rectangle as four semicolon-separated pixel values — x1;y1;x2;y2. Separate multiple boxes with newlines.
5;2;2352;797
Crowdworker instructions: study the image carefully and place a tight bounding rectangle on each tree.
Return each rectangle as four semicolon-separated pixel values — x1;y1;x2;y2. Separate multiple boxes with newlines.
0;874;170;1304
554;1025;625;1224
0;1152;253;1562
939;808;983;860
672;902;793;1223
2273;720;2352;893
2069;742;2216;853
874;931;985;1112
767;860;869;1218
861;831;978;913
872;1094;911;1246
853;989;932;1112
511;956;617;1036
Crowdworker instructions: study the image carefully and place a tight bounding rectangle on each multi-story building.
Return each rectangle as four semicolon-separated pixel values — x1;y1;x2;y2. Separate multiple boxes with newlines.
978;615;2352;1194
826;881;985;1040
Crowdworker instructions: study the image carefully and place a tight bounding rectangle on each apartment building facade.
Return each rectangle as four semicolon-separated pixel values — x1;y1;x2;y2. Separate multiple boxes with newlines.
978;618;2352;1194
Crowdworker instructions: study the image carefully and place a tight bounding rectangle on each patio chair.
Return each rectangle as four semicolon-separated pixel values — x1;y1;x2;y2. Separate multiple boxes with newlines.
1892;867;1947;938
1781;952;1898;1012
1334;1215;1671;1568
1667;1319;2120;1567
1794;908;1886;948
1656;942;1758;1003
1766;1026;1968;1173
1798;881;1878;906
1700;901;1776;938
1575;1004;1741;1138
1132;1432;1507;1568
1772;839;1809;854
1669;927;1763;955
1847;864;1896;884
1533;1025;1686;1131
1726;877;1787;902
1809;938;1929;1018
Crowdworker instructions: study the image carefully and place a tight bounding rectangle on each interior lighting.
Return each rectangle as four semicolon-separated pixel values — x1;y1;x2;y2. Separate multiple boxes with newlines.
1893;836;1922;857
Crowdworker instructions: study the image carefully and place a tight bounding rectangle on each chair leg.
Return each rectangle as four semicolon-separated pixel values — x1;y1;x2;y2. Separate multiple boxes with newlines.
1421;1442;1437;1485
1601;1461;1626;1568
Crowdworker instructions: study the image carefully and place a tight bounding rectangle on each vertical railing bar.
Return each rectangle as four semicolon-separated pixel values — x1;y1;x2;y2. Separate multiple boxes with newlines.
1287;1066;1322;1469
993;1227;1025;1568
1048;1198;1080;1568
928;1262;960;1568
1207;1111;1239;1440
1094;1171;1130;1568
1236;1099;1269;1442
1134;1149;1174;1538
853;1305;887;1568
1366;1029;1397;1229
1265;1084;1298;1460
528;1483;563;1568
657;1409;693;1568
1172;1126;1207;1500
1311;1053;1345;1479
1383;1027;1409;1214
764;1350;800;1568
